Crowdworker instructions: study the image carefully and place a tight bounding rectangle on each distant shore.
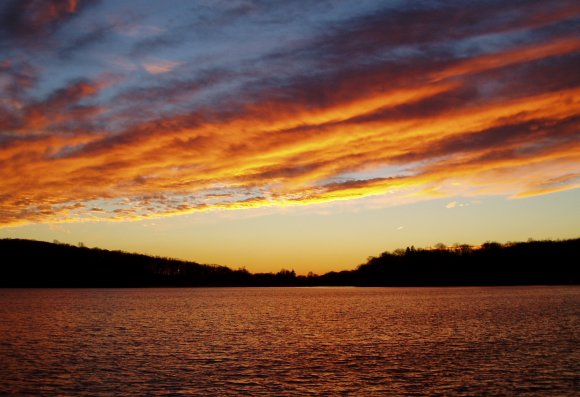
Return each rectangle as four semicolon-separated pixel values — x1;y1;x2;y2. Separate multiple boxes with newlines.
1;238;578;287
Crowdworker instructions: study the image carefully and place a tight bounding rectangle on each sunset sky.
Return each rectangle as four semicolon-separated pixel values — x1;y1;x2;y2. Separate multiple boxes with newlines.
1;0;579;274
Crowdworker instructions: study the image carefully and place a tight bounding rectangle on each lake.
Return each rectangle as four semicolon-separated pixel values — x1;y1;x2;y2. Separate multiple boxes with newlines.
0;286;578;396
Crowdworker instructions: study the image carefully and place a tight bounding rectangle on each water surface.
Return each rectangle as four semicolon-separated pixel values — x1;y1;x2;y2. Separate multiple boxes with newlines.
1;286;578;396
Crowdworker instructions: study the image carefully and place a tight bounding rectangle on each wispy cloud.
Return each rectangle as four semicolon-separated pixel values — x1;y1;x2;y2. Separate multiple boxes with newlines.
0;0;579;226
0;0;96;46
142;59;182;75
114;23;164;38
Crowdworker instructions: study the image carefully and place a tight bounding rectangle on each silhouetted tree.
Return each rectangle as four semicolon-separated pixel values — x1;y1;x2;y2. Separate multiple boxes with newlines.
0;238;578;287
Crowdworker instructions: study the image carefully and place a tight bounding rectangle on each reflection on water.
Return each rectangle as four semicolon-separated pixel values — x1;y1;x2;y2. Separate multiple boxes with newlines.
0;286;578;396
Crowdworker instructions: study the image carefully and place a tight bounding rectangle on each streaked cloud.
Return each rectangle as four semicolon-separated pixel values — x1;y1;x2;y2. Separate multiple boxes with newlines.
0;0;96;47
114;23;164;38
1;0;579;227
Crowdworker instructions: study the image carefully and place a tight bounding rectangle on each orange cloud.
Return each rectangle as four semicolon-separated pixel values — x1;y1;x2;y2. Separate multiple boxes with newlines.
432;37;580;82
1;21;579;226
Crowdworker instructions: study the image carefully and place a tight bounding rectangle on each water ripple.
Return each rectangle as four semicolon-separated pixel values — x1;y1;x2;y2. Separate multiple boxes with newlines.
0;286;578;396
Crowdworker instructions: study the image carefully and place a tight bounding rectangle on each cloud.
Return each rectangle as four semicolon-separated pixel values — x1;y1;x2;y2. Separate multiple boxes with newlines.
57;22;111;58
114;23;164;38
446;201;458;209
0;1;579;226
1;78;105;135
0;0;97;45
142;60;183;75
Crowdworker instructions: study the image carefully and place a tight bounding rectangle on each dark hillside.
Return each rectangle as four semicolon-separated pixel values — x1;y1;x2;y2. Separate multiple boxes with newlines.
1;238;578;287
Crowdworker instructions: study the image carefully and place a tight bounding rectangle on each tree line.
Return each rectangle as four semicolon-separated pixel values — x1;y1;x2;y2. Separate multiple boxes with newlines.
0;238;578;287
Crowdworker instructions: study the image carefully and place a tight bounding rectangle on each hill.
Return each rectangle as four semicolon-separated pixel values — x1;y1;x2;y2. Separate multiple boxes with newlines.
1;238;578;287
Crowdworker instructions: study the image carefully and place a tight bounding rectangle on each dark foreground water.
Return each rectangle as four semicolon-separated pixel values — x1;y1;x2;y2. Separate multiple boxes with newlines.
0;287;578;396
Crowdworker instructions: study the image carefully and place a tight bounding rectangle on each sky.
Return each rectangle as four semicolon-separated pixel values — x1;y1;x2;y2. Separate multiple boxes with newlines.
0;0;579;274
